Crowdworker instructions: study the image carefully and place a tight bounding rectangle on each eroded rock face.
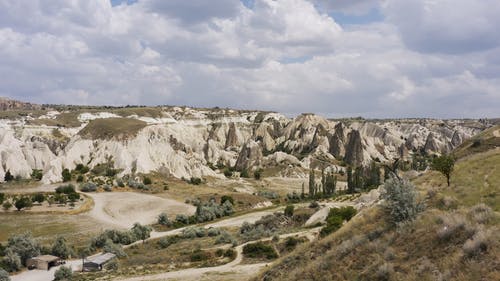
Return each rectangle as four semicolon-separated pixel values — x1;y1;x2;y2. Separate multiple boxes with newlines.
0;105;486;183
0;97;41;111
344;130;364;166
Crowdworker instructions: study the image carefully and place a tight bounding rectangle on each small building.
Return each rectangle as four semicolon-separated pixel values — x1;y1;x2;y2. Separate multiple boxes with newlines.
83;253;116;271
26;255;62;270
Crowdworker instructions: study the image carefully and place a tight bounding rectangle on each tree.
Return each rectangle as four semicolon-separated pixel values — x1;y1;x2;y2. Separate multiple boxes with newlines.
0;193;5;204
284;205;294;217
2;249;21;272
0;268;11;281
53;266;72;281
47;196;55;207
77;248;91;272
143;177;152;185
324;172;337;196
51;236;72;259
132;223;152;243
4;170;14;182
30;169;43;181
308;169;316;197
14;197;32;211
61;168;71;182
32;193;45;205
380;176;423;226
6;233;40;266
431;154;455;186
254;169;262;180
157;212;171;226
347;166;354;194
2;201;12;211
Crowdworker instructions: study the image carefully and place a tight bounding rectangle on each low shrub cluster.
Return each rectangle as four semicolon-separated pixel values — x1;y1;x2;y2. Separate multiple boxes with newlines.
242;242;278;260
240;213;290;241
320;206;357;237
195;198;234;223
80;182;97;192
257;190;279;200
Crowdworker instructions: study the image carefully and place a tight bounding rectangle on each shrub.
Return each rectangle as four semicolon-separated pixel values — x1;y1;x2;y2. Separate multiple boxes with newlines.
2;201;12;211
6;233;40;266
254;169;262;180
103;239;126;258
157;236;180;249
220;195;234;205
376;262;394;281
215;231;235;245
51;236;72;259
286;192;300;202
61;169;71;182
462;229;490;258
436;214;468;241
143;177;152;185
67;193;80;202
182;227;205;239
56;184;76;194
380;176;423;226
53;266;72;281
207;228;221;237
223;168;233;178
30;169;43;181
0;268;10;281
175;214;189;225
258;191;279;200
240;169;249;178
4;170;14;182
320;206;357;237
132;223;152;243
0;193;4;204
336;234;366;258
309;201;319;208
157;212;171;226
2;249;21;272
468;203;493;224
284;205;294;217
117;179;125;187
242;242;278;259
31;193;45;204
80;182;97;192
190;250;211;262
103;185;112;192
76;175;84;182
104;259;118;271
190;177;202;185
14;197;32;211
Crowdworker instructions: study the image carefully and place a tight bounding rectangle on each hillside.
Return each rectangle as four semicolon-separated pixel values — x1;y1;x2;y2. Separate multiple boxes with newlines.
0;102;492;184
256;135;499;280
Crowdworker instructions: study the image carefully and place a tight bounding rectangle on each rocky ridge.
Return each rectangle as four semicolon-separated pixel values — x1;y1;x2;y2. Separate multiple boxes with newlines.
0;104;488;183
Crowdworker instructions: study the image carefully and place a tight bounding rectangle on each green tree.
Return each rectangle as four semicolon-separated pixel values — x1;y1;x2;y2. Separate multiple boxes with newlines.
254;169;262;180
30;169;43;181
2;201;12;211
4;170;14;182
2;249;21;272
324;172;337;196
308;169;316;197
157;212;171;226
32;193;45;205
381;176;423;225
61;168;71;182
14;197;32;211
51;236;72;259
284;205;294;217
132;223;152;243
53;266;72;281
6;233;40;266
0;268;11;281
431;154;455;186
347;166;354;194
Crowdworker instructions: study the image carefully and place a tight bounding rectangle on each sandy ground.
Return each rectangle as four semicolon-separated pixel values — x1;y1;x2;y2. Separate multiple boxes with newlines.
493;129;500;137
87;192;196;229
10;260;81;281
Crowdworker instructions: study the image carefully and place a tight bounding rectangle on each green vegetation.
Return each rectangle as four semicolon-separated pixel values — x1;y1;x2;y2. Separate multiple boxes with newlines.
431;154;455;186
320;206;357;237
381;176;423;226
54;266;72;280
242;241;278;260
78;118;147;140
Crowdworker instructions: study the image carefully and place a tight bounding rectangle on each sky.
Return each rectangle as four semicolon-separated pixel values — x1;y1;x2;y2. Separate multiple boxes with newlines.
0;0;499;118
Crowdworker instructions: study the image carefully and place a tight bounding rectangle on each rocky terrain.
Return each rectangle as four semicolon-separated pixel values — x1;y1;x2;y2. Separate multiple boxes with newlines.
0;98;489;184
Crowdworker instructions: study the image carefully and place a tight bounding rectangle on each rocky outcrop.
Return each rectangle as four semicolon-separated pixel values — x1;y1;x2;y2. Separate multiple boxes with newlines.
451;131;463;147
224;122;239;149
344;130;364;166
424;133;440;154
0;97;41;111
235;140;263;171
329;122;346;158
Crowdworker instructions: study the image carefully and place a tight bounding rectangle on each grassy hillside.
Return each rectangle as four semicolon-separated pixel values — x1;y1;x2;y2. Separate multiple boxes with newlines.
78;117;147;140
256;140;499;280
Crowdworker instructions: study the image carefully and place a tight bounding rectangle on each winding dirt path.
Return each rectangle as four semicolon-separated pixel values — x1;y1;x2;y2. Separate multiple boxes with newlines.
117;228;321;281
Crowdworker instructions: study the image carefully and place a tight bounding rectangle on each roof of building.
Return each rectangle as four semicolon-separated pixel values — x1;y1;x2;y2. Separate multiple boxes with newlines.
85;253;116;265
30;255;61;262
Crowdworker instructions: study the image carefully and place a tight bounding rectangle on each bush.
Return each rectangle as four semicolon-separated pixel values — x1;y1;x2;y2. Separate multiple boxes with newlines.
190;250;211;262
14;197;32;211
67;193;80;202
380;176;423;226
53;266;72;281
76;175;84;183
436;214;467;241
4;170;14;182
0;193;4;204
56;184;76;195
190;177;202;185
223;168;233;178
104;259;118;271
220;195;234;205
6;233;40;266
157;212;171;226
2;201;12;211
31;193;45;204
0;268;10;281
309;201;319;208
157;236;179;249
103;185;112;192
215;231;236;245
75;164;90;174
117;179;125;187
242;242;278;259
2;249;21;272
240;169;249;178
103;239;126;258
80;182;97;192
376;262;394;281
462;229;490;258
320;206;357;237
175;214;189;225
51;236;72;259
143;177;152;185
468;203;493;224
207;228;221;237
30;169;43;181
61;169;71;182
284;205;294;217
182;227;205;239
254;169;262;180
258;191;279;200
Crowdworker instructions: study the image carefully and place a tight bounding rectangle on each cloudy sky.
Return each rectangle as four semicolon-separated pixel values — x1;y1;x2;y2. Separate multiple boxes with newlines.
0;0;499;118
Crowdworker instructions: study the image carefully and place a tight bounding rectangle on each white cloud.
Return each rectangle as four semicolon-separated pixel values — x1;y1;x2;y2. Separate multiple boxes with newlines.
0;0;498;118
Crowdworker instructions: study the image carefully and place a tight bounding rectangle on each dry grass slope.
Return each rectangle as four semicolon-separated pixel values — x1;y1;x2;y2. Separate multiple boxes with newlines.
78;117;147;140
